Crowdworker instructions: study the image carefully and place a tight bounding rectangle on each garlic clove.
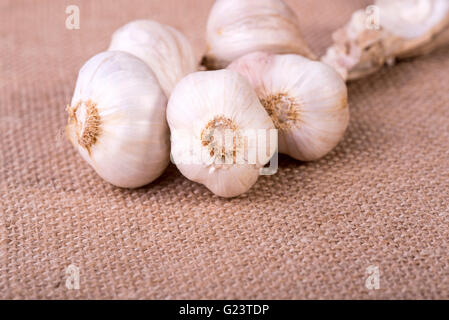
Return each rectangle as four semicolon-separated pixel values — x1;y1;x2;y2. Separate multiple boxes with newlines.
167;70;277;198
67;51;170;188
201;0;316;70
228;51;349;162
108;19;197;97
322;0;449;81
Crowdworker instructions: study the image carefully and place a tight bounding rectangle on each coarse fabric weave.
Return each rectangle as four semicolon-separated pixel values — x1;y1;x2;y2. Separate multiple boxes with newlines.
0;0;448;299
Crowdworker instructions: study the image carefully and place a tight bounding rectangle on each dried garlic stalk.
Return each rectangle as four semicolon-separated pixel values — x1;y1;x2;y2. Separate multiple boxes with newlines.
322;0;449;81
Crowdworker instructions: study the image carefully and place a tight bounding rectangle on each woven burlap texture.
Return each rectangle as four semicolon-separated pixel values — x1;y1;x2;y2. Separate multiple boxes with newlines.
1;0;448;299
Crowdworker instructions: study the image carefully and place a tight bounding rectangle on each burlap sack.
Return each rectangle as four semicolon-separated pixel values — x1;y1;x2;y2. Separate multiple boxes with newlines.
0;0;448;299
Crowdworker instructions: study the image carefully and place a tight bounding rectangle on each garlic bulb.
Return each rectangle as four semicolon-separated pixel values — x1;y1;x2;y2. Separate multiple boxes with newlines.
322;0;449;81
201;0;315;70
228;52;349;162
66;51;170;188
108;19;196;97
167;70;277;198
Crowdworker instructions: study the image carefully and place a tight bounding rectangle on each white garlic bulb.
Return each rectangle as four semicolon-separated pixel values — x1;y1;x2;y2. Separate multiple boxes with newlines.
109;19;196;97
228;52;349;162
377;0;449;39
201;0;315;70
66;51;170;188
167;70;277;198
322;0;449;81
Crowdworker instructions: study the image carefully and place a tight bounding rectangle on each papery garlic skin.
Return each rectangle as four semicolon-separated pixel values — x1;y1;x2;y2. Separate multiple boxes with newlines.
67;51;170;188
167;70;277;198
202;0;315;70
228;52;349;162
109;20;196;97
322;0;449;81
